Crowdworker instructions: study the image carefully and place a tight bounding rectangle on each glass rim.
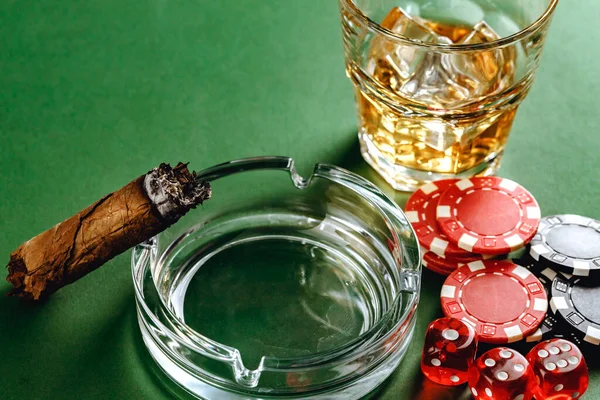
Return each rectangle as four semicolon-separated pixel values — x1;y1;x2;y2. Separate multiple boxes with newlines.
340;0;559;51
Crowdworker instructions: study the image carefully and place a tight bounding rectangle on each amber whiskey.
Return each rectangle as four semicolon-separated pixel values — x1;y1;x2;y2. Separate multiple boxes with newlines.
350;8;522;187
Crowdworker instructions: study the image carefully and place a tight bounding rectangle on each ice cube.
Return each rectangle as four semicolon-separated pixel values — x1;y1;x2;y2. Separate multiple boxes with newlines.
482;13;526;77
368;7;451;83
452;21;516;97
382;7;450;44
398;51;471;107
398;20;515;109
457;20;501;44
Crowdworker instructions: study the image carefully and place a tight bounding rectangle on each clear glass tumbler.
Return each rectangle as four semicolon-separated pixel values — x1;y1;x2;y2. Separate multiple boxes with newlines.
339;0;559;191
132;157;421;399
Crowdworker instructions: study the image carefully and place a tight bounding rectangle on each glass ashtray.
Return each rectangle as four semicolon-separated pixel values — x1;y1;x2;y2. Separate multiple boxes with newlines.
132;156;421;399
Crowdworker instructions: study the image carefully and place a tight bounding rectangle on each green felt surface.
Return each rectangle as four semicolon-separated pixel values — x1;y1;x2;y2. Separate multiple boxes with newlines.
0;0;598;399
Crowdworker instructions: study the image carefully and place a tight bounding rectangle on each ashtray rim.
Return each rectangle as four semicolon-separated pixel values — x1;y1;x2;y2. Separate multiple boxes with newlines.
132;156;421;397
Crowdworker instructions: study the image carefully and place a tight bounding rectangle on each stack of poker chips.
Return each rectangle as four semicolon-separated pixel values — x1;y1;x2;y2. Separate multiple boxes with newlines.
520;214;600;351
406;178;600;350
405;177;541;276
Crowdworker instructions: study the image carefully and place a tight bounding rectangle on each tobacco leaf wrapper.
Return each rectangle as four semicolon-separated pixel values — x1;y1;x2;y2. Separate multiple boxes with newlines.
6;162;211;300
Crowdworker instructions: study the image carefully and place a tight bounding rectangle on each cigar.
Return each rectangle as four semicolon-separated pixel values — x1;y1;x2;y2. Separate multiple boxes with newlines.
6;162;211;300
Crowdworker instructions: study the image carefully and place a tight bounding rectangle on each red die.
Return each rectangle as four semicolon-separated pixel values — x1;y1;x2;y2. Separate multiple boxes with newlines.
526;339;589;399
421;317;478;385
468;347;537;400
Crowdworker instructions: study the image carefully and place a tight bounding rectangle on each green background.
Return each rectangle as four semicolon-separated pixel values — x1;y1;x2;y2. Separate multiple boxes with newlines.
0;0;597;399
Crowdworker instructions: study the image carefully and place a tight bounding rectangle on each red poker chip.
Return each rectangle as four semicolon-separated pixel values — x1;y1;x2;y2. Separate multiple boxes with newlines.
436;177;541;255
422;256;455;276
423;251;468;272
440;260;548;344
406;179;485;258
422;251;496;276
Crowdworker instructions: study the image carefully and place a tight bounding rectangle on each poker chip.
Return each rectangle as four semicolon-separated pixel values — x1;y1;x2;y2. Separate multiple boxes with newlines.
422;251;466;276
518;252;573;283
524;310;562;343
513;257;561;343
550;274;600;346
440;260;548;344
406;179;483;258
436;177;541;255
515;255;553;289
529;214;600;277
422;257;454;276
424;251;479;268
